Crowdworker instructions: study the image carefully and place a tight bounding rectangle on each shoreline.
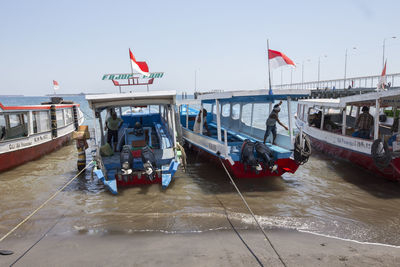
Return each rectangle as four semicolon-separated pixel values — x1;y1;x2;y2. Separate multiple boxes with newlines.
2;228;399;266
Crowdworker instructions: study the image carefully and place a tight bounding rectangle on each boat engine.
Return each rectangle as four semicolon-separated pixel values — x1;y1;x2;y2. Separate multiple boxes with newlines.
240;139;262;173
255;142;277;172
141;145;157;181
120;145;133;176
133;121;144;136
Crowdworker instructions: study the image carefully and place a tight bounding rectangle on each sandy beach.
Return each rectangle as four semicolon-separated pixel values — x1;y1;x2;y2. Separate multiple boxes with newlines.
2;228;399;267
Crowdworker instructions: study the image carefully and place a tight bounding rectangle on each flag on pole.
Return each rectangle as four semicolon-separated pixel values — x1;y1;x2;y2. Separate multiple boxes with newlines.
268;49;296;69
129;49;150;76
53;80;59;90
112;80;120;86
377;60;387;90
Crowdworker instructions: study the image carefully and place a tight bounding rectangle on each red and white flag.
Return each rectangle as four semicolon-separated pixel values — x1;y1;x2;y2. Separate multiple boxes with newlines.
53;80;59;90
268;49;296;69
129;49;150;76
377;60;387;90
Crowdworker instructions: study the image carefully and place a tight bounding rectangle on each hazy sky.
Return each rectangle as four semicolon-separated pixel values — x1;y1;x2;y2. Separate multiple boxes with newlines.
0;0;399;95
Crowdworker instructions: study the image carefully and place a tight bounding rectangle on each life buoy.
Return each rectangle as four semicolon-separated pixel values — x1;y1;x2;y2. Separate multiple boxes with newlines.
371;138;392;169
294;133;311;165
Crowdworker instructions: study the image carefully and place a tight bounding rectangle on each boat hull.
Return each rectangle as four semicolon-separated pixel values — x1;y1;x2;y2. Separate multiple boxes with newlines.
0;134;72;172
189;144;300;178
308;135;400;181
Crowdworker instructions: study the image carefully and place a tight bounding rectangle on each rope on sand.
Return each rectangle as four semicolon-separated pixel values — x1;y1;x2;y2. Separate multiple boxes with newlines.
218;157;287;267
0;161;94;244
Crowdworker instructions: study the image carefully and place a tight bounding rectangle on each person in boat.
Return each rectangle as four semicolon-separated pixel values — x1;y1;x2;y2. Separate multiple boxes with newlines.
193;108;211;136
352;106;374;139
263;101;288;145
105;111;123;151
388;116;399;146
310;111;322;128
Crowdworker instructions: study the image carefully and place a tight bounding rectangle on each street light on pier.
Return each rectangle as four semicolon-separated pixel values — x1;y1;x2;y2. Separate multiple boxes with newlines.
318;55;327;86
302;59;311;89
383;36;396;68
344;47;357;89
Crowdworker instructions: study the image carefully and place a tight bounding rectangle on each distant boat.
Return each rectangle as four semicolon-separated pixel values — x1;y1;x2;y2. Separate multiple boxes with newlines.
0;97;84;172
296;89;400;181
178;89;311;178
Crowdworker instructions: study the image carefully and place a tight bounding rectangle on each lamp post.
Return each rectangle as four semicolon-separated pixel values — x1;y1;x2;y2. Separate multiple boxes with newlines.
383;36;396;68
344;47;356;89
318;55;327;86
302;59;310;89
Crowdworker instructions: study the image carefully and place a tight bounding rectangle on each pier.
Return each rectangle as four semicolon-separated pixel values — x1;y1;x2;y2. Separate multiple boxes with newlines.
275;72;400;98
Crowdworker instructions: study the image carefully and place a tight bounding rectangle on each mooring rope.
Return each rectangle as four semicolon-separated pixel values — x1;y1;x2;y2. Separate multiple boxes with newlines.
0;161;94;243
218;158;287;267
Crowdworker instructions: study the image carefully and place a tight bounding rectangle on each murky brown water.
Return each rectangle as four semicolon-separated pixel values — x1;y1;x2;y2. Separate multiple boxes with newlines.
1;141;400;246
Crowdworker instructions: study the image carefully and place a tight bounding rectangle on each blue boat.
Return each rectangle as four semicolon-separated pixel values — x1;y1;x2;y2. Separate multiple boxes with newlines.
86;91;181;194
178;89;311;178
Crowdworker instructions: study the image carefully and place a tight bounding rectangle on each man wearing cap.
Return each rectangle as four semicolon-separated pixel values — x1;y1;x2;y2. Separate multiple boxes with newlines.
352;106;374;139
263;101;288;145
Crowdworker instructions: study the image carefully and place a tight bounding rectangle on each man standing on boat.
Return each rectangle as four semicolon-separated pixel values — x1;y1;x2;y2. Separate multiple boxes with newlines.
105;111;123;151
194;108;211;136
264;101;288;145
352;106;374;139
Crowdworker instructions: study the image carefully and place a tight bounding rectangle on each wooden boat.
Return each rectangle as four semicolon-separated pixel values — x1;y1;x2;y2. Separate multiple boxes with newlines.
296;89;400;181
178;89;311;178
86;91;181;194
0;97;84;172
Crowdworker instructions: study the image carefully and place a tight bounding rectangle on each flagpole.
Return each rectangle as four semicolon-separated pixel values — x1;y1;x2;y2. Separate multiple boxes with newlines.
267;39;272;95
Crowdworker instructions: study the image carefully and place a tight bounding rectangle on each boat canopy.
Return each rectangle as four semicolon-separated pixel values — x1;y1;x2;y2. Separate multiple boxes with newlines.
196;89;310;104
341;88;400;108
86;90;177;110
298;88;400;108
298;98;342;108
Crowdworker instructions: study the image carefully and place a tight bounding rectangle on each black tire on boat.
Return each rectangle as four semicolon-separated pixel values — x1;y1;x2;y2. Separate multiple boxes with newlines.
294;133;311;165
371;138;392;169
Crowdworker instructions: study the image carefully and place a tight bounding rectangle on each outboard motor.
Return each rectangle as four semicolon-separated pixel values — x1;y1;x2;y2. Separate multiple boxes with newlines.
240;139;262;173
141;146;157;181
120;145;133;176
133;121;144;136
255;142;278;172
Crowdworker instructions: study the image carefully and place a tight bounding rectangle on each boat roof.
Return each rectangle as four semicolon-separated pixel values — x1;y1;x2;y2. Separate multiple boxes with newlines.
0;102;79;112
86;90;177;109
297;98;342;108
298;88;400;108
190;89;310;104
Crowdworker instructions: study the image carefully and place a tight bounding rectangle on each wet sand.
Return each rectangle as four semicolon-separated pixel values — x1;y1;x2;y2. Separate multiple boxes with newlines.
2;228;399;266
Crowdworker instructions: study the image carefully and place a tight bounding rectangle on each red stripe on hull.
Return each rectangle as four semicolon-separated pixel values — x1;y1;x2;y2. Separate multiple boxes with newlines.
189;145;300;178
0;134;72;172
115;173;161;187
309;135;400;181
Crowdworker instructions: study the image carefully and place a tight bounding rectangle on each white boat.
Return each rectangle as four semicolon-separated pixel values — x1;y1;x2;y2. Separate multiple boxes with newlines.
296;89;400;181
0;97;84;172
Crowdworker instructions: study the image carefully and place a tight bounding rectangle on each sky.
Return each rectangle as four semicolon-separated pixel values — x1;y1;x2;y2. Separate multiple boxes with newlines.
0;0;399;96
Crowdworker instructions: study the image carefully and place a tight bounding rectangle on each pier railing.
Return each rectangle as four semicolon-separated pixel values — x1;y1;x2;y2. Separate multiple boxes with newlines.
275;73;400;90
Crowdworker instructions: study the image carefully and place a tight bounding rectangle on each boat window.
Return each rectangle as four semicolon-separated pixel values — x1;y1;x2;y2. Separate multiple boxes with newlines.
64;108;73;125
56;109;65;127
232;104;240;120
241;104;252;126
37;111;50;132
222;104;230;117
5;113;28;140
203;103;212;114
0;114;5;141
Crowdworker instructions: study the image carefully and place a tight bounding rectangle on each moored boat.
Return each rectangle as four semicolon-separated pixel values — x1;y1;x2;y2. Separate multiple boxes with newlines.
296;88;400;181
178;89;311;178
0;97;84;172
86;91;182;194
